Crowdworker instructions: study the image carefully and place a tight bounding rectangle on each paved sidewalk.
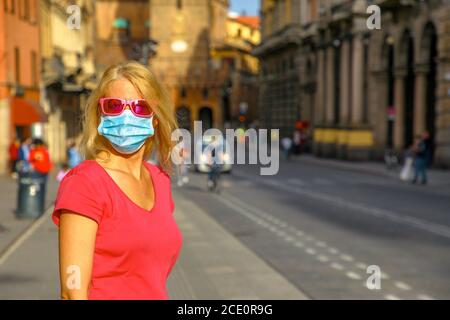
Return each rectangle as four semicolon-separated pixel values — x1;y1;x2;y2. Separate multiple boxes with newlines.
294;155;450;187
0;174;58;258
0;183;308;299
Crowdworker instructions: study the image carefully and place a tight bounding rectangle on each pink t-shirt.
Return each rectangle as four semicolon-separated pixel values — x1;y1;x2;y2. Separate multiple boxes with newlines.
52;160;183;300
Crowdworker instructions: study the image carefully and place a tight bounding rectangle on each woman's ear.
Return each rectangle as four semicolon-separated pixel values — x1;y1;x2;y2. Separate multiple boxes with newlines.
153;117;159;128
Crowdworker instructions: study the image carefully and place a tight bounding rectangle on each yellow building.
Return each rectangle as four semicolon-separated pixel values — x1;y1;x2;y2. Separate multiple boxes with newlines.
211;14;261;127
40;0;96;163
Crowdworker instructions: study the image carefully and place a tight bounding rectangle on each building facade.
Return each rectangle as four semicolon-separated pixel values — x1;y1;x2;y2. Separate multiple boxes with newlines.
212;14;261;128
40;0;96;164
0;0;42;174
256;0;450;167
149;0;230;131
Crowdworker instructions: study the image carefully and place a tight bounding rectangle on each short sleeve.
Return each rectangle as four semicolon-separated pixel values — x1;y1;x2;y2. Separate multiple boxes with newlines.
52;173;105;227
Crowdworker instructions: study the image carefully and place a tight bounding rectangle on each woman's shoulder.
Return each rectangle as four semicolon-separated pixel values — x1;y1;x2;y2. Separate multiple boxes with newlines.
60;160;103;185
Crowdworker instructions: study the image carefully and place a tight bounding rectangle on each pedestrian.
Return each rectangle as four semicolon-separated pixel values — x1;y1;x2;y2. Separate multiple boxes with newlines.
67;141;81;169
281;136;293;160
52;61;182;300
17;137;32;173
8;139;20;178
412;134;428;185
176;141;190;187
29;138;52;178
293;130;301;155
422;130;433;168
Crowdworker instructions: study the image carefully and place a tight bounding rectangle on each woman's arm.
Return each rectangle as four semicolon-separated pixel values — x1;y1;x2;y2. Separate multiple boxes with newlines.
58;210;98;300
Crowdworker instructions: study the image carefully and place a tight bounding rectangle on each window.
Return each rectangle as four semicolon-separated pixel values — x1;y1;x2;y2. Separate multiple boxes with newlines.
202;88;209;99
177;0;182;10
31;51;37;86
180;86;187;98
237;28;242;38
24;0;29;20
11;0;15;14
15;47;20;83
4;0;7;12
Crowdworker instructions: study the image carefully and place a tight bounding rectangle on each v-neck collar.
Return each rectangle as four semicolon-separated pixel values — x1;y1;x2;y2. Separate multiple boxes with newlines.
90;160;157;213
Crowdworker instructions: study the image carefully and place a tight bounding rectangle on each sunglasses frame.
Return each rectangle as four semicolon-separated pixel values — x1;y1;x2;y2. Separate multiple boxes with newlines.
98;97;157;118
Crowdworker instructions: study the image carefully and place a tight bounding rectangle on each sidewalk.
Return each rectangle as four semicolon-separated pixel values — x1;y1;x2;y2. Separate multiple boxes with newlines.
0;174;58;260
294;155;450;187
0;180;309;299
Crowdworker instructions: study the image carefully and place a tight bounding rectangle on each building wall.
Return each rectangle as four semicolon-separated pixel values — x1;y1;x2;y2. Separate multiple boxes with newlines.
150;0;230;130
40;0;96;164
0;0;40;174
255;0;302;137
256;0;450;167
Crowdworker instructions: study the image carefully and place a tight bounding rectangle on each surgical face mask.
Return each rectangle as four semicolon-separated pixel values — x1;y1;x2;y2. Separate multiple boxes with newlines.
97;109;155;154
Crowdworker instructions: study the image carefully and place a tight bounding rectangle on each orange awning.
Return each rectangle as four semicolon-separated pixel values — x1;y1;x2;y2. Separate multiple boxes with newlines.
10;97;47;126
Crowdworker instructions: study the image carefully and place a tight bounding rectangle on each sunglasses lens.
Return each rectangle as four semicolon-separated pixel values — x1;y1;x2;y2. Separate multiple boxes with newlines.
133;100;153;116
104;99;124;115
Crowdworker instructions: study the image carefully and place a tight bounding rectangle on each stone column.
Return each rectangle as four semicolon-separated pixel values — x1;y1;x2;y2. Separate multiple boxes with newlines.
351;34;364;125
315;48;325;126
326;45;335;124
340;39;350;125
414;64;428;136
393;69;406;150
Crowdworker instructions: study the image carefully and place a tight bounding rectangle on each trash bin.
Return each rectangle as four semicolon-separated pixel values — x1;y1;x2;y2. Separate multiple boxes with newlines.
16;170;47;219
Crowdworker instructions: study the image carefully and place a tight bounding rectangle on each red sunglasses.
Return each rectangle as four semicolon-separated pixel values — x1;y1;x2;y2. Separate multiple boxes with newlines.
98;98;157;118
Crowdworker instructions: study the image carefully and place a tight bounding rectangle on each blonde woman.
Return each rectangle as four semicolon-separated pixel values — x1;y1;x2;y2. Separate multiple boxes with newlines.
52;61;183;300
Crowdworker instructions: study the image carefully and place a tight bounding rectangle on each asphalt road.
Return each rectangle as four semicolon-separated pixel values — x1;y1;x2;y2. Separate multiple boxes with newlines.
177;158;450;300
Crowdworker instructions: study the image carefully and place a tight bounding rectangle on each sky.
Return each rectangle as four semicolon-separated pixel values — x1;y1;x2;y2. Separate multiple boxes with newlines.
229;0;260;16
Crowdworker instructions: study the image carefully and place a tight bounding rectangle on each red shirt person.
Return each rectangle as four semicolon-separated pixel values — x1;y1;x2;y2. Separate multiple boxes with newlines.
29;139;52;174
53;61;182;300
53;160;181;299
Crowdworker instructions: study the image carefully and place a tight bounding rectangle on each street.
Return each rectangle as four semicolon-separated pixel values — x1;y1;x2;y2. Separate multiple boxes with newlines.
177;157;450;300
0;156;449;300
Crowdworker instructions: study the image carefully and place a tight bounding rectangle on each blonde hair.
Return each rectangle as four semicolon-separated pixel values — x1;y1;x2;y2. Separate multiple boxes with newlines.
80;61;177;173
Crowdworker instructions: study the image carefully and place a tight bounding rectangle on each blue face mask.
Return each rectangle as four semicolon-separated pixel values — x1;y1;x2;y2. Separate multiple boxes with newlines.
97;110;155;154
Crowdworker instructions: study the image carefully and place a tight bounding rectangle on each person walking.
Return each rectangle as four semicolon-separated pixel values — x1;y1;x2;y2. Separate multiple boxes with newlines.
52;61;182;300
411;135;428;185
67;141;82;169
281;136;293;160
17;137;32;173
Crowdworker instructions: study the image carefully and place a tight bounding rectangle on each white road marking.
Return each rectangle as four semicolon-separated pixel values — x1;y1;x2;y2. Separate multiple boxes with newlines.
346;272;362;280
384;294;401;300
395;281;412;291
315;241;327;247
216;191;427;299
317;255;330;263
294;241;304;248
328;248;339;254
235;173;450;240
355;262;367;270
340;254;355;262
331;262;344;271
